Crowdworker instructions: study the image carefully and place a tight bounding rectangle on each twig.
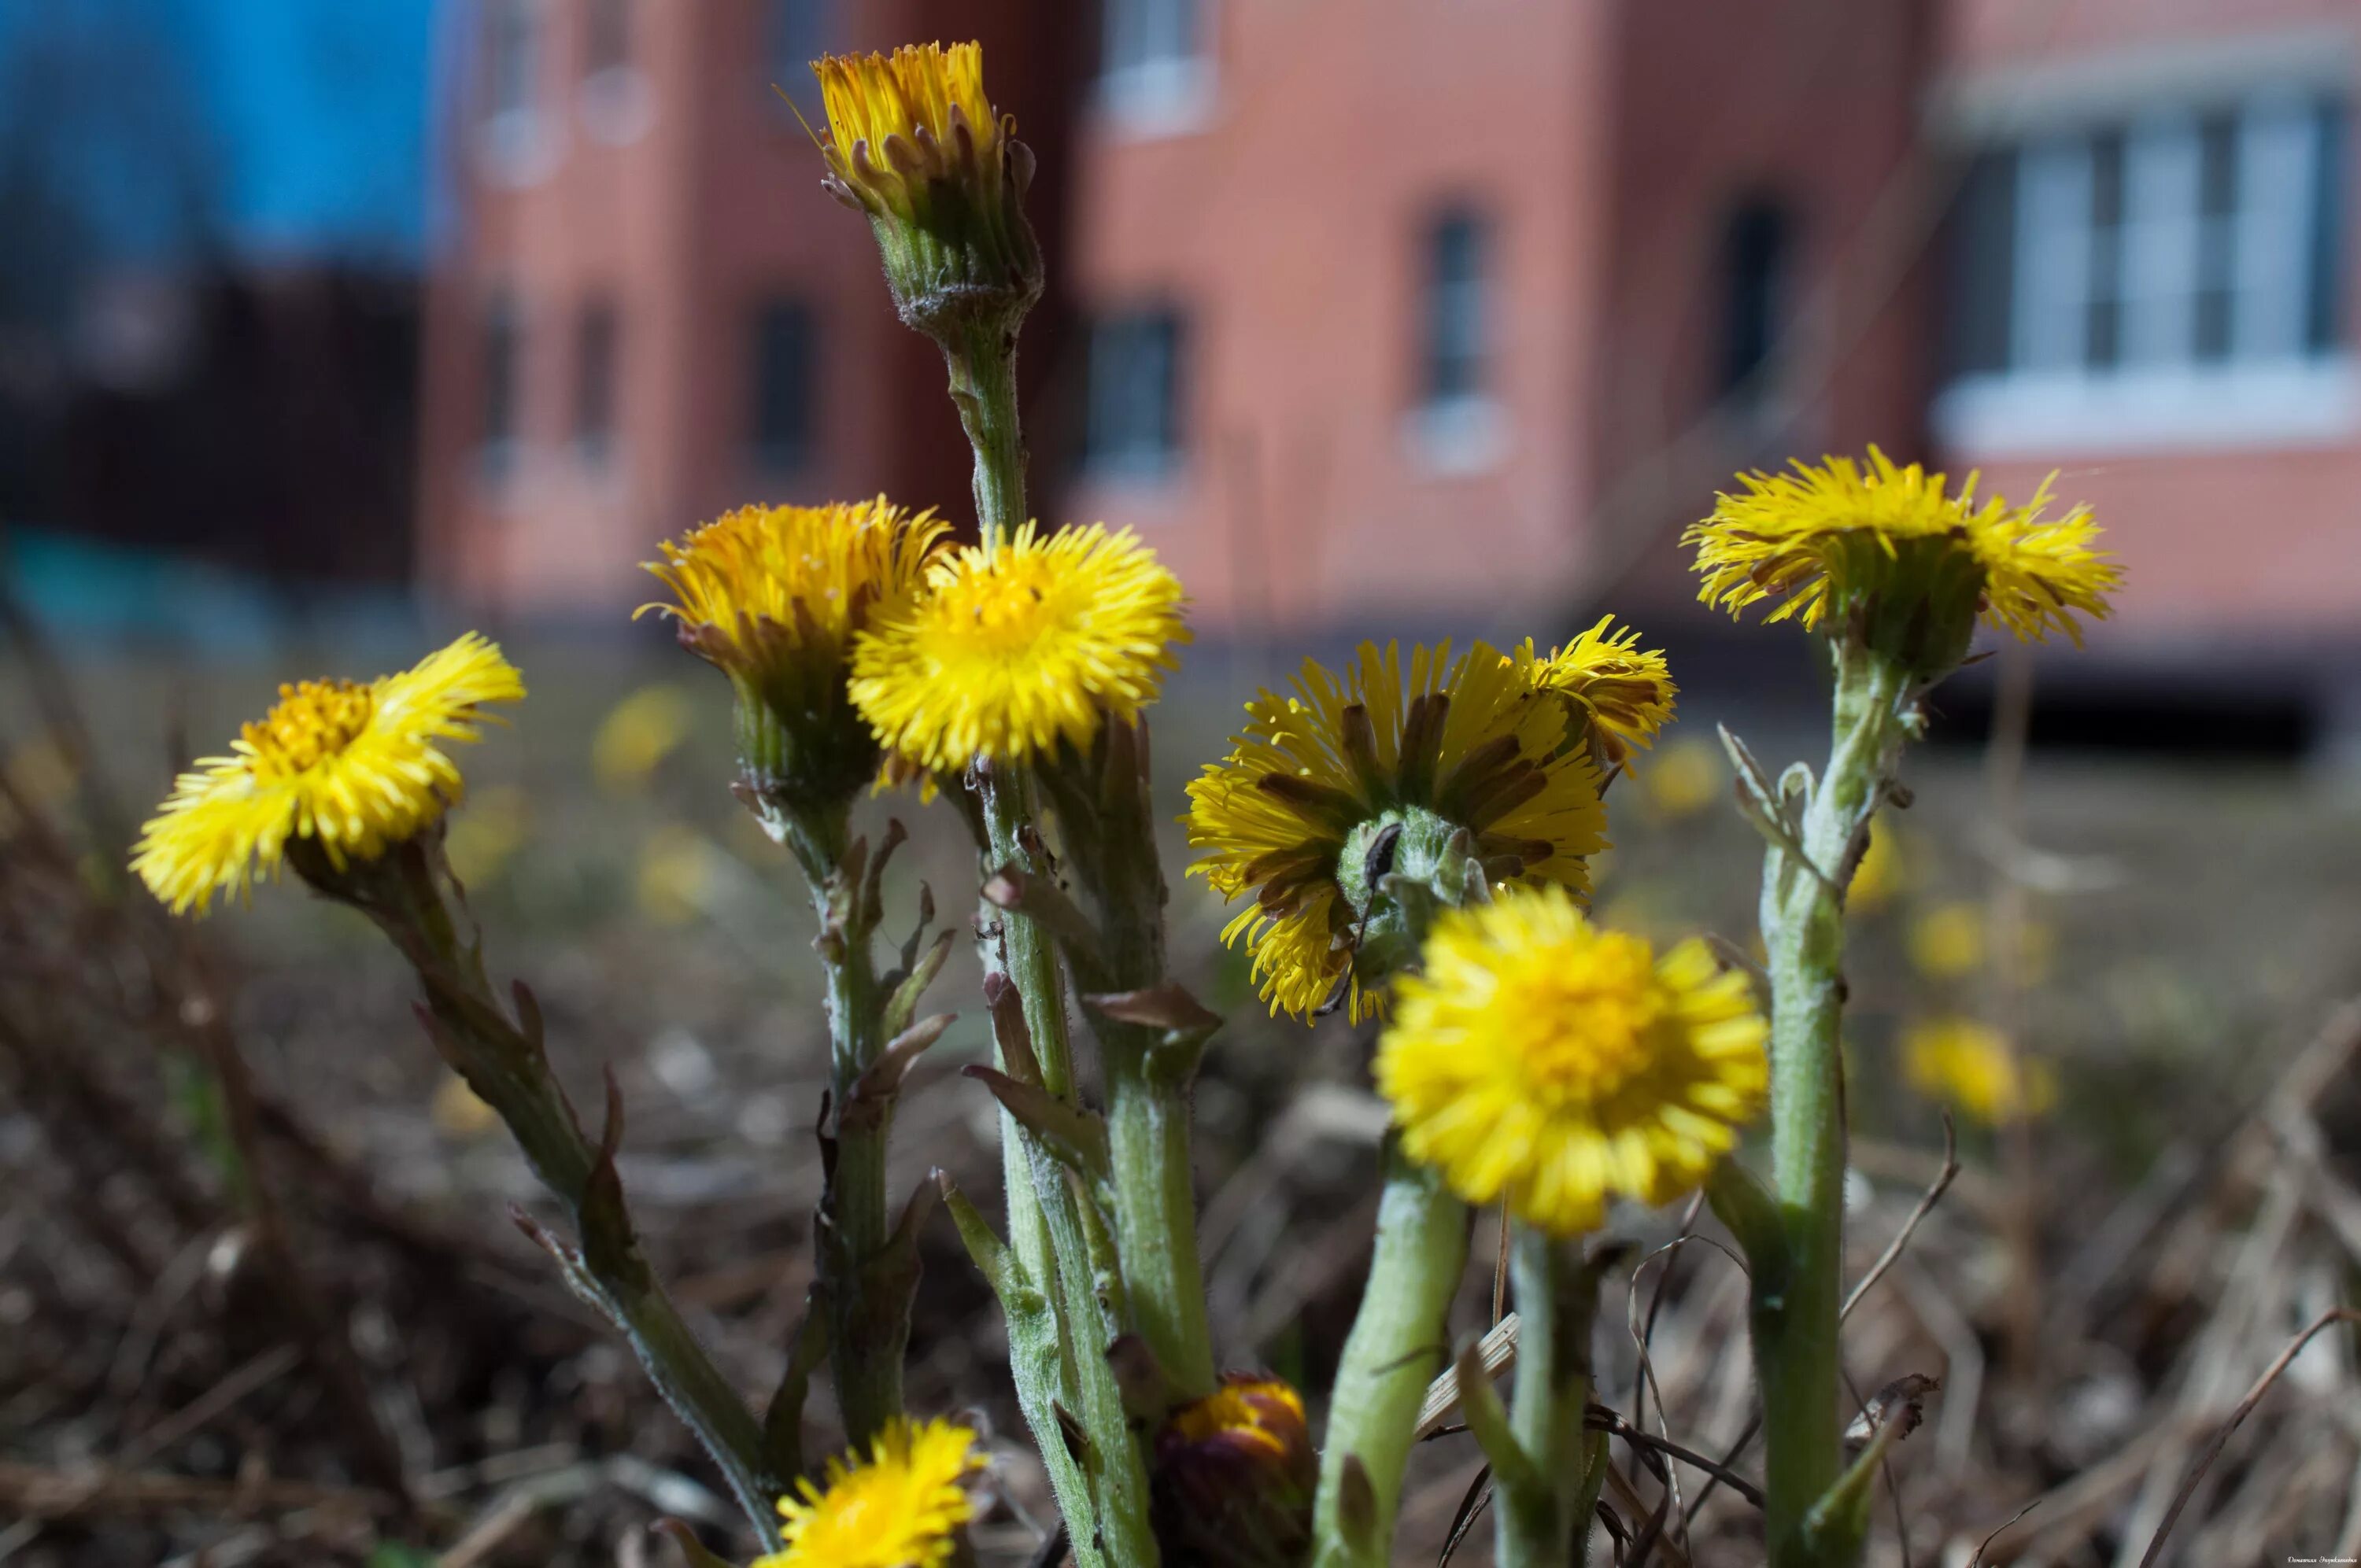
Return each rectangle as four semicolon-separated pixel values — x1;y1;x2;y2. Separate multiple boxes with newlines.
2135;1308;2361;1568
1843;1112;1959;1321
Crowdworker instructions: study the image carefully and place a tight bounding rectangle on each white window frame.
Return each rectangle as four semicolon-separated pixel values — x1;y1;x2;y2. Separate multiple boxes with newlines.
1935;79;2351;458
1096;0;1214;138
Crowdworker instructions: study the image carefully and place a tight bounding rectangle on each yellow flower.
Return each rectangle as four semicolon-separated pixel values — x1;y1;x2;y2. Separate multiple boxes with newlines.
1152;1377;1315;1568
1906;901;1985;980
1902;1016;2056;1123
1686;447;2119;652
758;1416;983;1568
131;633;525;916
641;497;946;799
1376;887;1768;1235
815;43;1000;192
1186;641;1605;1023
811;43;1040;323
1639;736;1721;821
1527;616;1677;767
849;522;1188;773
591;683;697;795
1848;821;1905;913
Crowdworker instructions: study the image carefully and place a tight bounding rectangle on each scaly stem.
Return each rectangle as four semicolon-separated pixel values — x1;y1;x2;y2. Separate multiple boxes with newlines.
1752;640;1912;1566
1311;1149;1469;1568
1497;1228;1592;1568
1312;814;1486;1567
948;311;1161;1564
357;848;784;1546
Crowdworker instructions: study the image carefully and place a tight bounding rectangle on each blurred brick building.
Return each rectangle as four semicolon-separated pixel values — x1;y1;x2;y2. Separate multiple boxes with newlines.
422;0;2361;670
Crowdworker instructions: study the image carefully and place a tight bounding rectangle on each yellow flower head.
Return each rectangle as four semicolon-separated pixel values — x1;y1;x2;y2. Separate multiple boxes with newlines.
1526;616;1677;768
1186;641;1605;1023
1376;887;1768;1235
759;1416;984;1568
1686;447;2119;664
849;522;1188;773
1902;1016;2056;1124
131;633;525;916
811;43;1040;323
641;498;948;799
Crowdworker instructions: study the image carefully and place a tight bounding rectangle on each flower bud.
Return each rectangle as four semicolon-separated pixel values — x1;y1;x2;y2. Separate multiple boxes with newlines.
811;43;1043;341
1150;1375;1315;1568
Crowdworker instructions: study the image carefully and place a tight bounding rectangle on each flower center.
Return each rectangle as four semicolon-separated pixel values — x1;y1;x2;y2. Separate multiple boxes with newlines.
243;679;374;781
1509;932;1664;1103
940;559;1069;655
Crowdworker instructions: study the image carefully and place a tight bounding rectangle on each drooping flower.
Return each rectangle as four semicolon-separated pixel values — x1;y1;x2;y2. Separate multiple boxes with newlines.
1186;641;1605;1022
641;497;948;802
1376;886;1768;1235
849;522;1188;773
1526;615;1677;768
811;43;1041;327
757;1415;984;1568
131;633;526;916
1901;1016;2056;1123
1151;1376;1315;1568
1686;448;2119;667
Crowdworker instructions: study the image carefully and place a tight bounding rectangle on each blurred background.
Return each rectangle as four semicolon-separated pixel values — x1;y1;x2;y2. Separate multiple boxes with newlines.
4;1;2361;1564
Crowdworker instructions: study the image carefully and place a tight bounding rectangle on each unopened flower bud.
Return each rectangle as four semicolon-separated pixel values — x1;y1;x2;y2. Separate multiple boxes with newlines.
1150;1375;1315;1568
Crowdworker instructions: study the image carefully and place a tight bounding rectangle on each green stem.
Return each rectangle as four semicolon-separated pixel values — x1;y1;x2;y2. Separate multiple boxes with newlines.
1310;1149;1469;1568
370;852;784;1546
1106;1057;1216;1394
1753;640;1912;1566
948;315;1160;1563
1497;1228;1589;1568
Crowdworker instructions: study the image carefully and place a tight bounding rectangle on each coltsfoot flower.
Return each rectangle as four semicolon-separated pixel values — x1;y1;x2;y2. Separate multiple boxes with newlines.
1376;886;1768;1235
131;633;525;916
641;497;948;802
1526;615;1677;768
1151;1376;1315;1568
758;1415;984;1568
1902;1016;2056;1123
848;522;1188;773
1686;447;2119;673
813;42;1041;329
1186;641;1605;1022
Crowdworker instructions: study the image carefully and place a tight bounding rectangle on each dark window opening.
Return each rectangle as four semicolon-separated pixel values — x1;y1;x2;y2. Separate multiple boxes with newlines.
768;0;831;112
1421;210;1488;407
587;0;630;76
750;299;815;474
1720;198;1792;400
480;293;522;467
1084;309;1184;476
575;300;619;464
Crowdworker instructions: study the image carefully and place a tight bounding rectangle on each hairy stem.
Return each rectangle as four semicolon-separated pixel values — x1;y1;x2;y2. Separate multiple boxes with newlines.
1753;640;1912;1566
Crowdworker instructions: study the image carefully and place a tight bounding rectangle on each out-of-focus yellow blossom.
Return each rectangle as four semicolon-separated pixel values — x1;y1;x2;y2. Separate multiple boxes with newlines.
1376;886;1768;1235
849;522;1188;773
0;737;76;840
131;633;525;915
592;684;697;795
637;823;724;927
756;1415;984;1568
443;783;532;888
1907;902;1985;980
1641;735;1722;821
1903;1016;2056;1123
1847;822;1906;913
430;1072;501;1139
1186;641;1605;1022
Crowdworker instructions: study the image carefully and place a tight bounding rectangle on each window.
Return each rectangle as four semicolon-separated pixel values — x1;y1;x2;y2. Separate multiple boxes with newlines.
575;300;619;466
1938;92;2348;452
480;292;523;475
1421;211;1491;408
1720;199;1793;404
1083;310;1184;479
750;300;815;474
767;0;831;114
586;0;630;77
1099;0;1210;131
483;0;538;124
